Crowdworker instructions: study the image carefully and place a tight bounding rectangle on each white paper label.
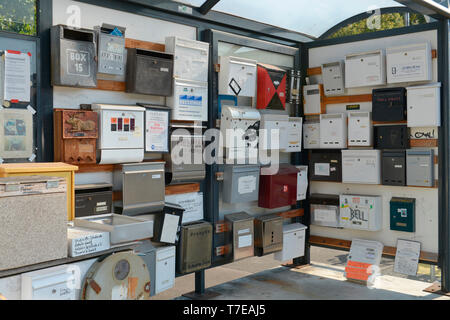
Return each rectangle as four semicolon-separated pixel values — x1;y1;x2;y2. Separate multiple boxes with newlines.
69;231;110;257
238;228;250;235
238;175;257;195
238;234;252;248
314;209;336;222
315;163;330;176
152;174;162;179
3;51;31;102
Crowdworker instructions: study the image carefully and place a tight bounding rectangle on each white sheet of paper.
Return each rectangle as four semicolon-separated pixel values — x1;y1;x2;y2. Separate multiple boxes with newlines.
315;163;330;176
238;175;257;195
145;110;169;152
3;52;31;103
314;209;336;222
394;239;421;276
165;192;204;224
238;234;252;248
160;214;180;244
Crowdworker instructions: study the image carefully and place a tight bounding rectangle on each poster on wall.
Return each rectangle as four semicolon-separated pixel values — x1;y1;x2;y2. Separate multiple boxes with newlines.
0;108;33;159
0;51;31;105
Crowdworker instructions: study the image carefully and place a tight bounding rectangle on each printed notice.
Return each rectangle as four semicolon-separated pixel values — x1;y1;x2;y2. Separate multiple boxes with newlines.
146;110;169;152
3;51;31;102
238;175;257;194
166;192;204;224
238;234;252;248
315;163;330;176
394;239;421;276
314;209;336;222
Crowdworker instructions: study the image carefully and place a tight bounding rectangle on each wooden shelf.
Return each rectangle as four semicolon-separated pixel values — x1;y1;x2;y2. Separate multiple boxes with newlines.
411;139;438;148
76;164;116;173
323;94;372;105
309;235;438;264
275;208;304;219
373;120;407;125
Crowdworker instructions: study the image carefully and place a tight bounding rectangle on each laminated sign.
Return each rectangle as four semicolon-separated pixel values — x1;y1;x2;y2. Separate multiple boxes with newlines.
0;107;34;160
345;239;383;284
1;51;31;104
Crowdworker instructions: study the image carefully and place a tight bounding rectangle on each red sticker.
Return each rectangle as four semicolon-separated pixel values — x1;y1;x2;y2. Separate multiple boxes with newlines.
6;50;21;55
283;185;288;193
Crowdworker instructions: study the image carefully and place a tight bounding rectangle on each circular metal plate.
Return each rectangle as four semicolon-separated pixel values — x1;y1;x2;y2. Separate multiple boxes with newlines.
81;251;150;300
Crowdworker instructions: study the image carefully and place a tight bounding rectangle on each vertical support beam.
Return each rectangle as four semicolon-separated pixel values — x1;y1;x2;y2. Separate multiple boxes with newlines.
37;0;53;162
438;18;450;292
194;270;206;295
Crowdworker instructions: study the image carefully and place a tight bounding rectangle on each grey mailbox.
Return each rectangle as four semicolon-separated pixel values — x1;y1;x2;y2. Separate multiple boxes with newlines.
223;165;260;203
407;149;435;187
94;23;126;76
51;24;97;88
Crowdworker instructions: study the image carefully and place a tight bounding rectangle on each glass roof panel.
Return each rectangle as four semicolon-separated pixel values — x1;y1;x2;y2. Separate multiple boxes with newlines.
212;0;404;38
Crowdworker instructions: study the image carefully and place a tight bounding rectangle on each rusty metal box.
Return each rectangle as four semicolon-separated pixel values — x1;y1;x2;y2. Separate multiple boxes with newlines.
53;109;98;165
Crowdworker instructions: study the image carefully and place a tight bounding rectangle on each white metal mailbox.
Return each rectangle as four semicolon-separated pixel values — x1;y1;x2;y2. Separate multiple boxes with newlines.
303;121;320;149
340;195;382;231
348;111;372;147
165;36;209;83
274;223;308;262
260;113;289;151
320;113;347;149
345;50;386;88
91;104;145;164
303;84;323;115
219;56;257;97
407;83;441;127
321;61;345;96
167;79;208;122
342;149;381;184
21;265;76;300
386;42;432;84
283;117;303;152
221;106;261;163
296;165;308;201
155;245;176;295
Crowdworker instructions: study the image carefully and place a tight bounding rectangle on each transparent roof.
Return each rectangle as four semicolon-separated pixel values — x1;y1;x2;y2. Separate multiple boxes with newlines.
176;0;405;38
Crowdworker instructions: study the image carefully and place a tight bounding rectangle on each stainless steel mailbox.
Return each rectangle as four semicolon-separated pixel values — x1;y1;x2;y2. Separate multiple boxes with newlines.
223;165;260;203
113;162;165;216
164;124;205;185
51;25;97;87
254;214;283;257
407;149;435;187
177;221;212;274
95;23;126;76
224;212;254;261
126;48;174;96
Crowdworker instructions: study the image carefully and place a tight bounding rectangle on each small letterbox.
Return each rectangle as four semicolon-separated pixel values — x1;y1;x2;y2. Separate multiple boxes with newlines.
374;125;410;149
224;212;255;261
223;165;260;203
75;183;113;218
372;87;407;122
254;214;283;257
390;197;415;232
309;150;342;182
310;194;340;228
406;149;435;187
51;25;97;88
95;23;126;76
126;48;174;96
340;195;382;231
258;164;299;209
382;150;406;186
177;221;212;274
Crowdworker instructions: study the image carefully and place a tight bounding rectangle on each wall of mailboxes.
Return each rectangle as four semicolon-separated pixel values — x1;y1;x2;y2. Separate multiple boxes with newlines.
0;0;442;299
0;0;307;299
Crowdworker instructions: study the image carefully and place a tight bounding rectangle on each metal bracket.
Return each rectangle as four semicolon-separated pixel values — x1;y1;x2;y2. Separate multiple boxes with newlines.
215;221;230;233
423;282;450;296
215;245;230;256
214;63;220;73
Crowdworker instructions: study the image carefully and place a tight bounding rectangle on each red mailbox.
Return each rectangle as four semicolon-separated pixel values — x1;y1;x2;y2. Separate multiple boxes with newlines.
257;63;287;111
258;164;299;209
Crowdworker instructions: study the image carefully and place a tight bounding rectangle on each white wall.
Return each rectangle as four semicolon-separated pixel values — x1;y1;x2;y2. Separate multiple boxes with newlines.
307;30;439;253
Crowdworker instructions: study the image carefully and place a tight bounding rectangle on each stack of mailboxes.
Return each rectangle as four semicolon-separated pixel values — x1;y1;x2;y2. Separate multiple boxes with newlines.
305;41;438;234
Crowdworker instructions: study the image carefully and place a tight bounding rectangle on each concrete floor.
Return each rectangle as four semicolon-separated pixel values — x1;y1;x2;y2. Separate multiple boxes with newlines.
150;246;447;300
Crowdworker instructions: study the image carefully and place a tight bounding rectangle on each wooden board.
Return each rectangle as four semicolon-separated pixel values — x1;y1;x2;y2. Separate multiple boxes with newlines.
410;139;439;148
77;164;116;174
275;208;305;219
309;235;438;264
323;94;372;105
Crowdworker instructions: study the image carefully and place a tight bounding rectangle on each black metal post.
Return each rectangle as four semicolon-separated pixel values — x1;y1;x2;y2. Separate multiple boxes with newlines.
194;270;206;295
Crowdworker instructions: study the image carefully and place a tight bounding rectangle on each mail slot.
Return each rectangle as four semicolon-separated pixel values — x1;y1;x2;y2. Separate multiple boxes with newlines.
372;88;407;122
375;125;410;149
382;150;406;186
310;150;342;182
254;214;283;257
95;23;126;76
310;194;340;228
224;212;255;261
164;124;205;185
51;25;97;88
126;48;174;96
223;165;260;203
258;164;299;209
75;183;113;218
153;203;185;245
177;221;212;274
407;149;435;187
113;162;165;216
